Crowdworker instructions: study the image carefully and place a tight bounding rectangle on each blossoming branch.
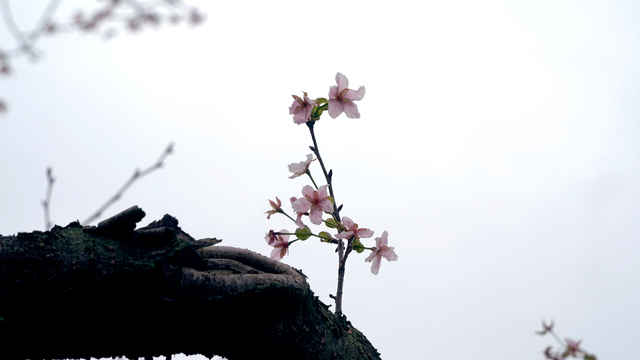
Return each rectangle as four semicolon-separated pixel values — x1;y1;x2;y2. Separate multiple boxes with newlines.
264;72;398;315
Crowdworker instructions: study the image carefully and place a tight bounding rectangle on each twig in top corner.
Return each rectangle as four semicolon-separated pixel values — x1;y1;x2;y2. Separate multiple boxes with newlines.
82;142;175;225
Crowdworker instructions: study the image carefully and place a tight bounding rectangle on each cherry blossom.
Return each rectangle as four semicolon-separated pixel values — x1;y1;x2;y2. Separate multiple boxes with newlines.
536;319;555;335
265;229;290;260
564;339;585;356
265;197;282;219
328;72;366;119
292;185;333;225
544;347;564;360
289;91;318;124
365;231;398;275
335;216;374;240
288;154;315;179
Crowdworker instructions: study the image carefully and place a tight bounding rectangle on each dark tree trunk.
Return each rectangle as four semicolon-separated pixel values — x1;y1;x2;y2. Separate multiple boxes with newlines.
0;206;381;360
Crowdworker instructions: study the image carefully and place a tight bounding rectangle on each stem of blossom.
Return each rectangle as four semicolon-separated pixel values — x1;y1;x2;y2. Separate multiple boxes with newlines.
305;121;340;222
281;211;297;223
305;120;349;315
306;170;319;189
548;330;565;348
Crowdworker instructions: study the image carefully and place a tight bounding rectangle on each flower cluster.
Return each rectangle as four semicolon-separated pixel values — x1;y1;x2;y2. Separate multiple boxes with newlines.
288;72;366;125
265;72;397;279
537;320;597;360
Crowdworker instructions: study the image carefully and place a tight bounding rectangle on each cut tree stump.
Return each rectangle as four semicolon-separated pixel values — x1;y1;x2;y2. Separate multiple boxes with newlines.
0;206;381;360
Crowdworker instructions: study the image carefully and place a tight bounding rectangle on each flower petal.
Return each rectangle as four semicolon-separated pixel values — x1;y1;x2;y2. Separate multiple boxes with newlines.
328;99;344;118
370;255;382;275
292;197;311;213
342;100;361;119
335;72;349;90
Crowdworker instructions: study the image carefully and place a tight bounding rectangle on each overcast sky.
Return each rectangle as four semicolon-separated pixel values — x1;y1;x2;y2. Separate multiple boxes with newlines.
2;1;640;359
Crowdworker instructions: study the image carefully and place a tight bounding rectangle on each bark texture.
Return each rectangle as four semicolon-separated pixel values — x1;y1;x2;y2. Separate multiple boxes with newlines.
0;206;381;360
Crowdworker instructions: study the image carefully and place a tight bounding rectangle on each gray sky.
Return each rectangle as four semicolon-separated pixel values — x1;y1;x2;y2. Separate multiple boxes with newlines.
2;0;640;359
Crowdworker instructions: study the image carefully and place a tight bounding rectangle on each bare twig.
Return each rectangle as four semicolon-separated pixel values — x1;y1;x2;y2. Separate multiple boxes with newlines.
41;166;55;230
82;142;174;225
0;0;206;110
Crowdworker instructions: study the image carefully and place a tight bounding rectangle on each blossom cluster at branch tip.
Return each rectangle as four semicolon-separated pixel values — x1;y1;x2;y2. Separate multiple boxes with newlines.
365;231;398;275
265;229;290;260
289;91;318;124
292;185;333;225
328;72;366;119
288;154;316;179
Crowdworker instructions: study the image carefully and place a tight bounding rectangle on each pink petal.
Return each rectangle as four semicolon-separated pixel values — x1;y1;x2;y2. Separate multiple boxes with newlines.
381;247;398;261
335;72;349;90
342;100;361;119
342;216;354;228
357;228;374;238
370;254;382;275
292;197;311;213
345;86;366;101
317;185;328;198
319;198;334;212
328;99;344;119
335;230;354;240
308;207;323;225
377;231;389;247
271;246;287;260
364;250;377;263
301;184;315;199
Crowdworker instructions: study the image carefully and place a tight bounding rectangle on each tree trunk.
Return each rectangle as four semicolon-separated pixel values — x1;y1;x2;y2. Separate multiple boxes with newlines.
0;206;381;360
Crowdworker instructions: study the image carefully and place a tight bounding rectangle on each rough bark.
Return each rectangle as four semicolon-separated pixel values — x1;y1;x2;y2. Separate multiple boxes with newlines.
0;206;381;360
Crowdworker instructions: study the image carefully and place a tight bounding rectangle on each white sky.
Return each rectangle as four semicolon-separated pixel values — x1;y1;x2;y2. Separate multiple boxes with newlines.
2;1;640;359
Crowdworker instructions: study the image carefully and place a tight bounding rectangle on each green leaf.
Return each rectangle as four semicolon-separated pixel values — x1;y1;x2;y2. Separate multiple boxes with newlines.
316;97;328;104
319;231;333;242
352;238;365;253
326;195;335;206
325;218;339;228
584;355;597;360
295;226;312;240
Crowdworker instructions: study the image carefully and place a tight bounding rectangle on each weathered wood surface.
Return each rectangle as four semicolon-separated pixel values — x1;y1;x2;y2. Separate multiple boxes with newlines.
0;207;381;360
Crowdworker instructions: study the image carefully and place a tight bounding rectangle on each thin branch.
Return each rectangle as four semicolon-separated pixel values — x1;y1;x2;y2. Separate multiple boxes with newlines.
82;142;174;225
306;120;351;316
41;166;55;230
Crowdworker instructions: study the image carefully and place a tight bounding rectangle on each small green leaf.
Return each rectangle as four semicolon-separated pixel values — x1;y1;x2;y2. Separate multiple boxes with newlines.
584;355;597;360
295;226;312;240
326;195;335;206
316;97;328;104
325;218;339;228
319;231;333;241
352;238;365;253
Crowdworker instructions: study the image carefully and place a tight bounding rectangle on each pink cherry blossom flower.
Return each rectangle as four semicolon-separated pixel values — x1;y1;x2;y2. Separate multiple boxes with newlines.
292;185;333;225
564;339;585;356
328;72;366;119
536;319;555;335
265;197;282;219
289;91;318;124
365;231;398;275
288;154;316;179
265;229;290;260
335;216;374;240
544;347;564;360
